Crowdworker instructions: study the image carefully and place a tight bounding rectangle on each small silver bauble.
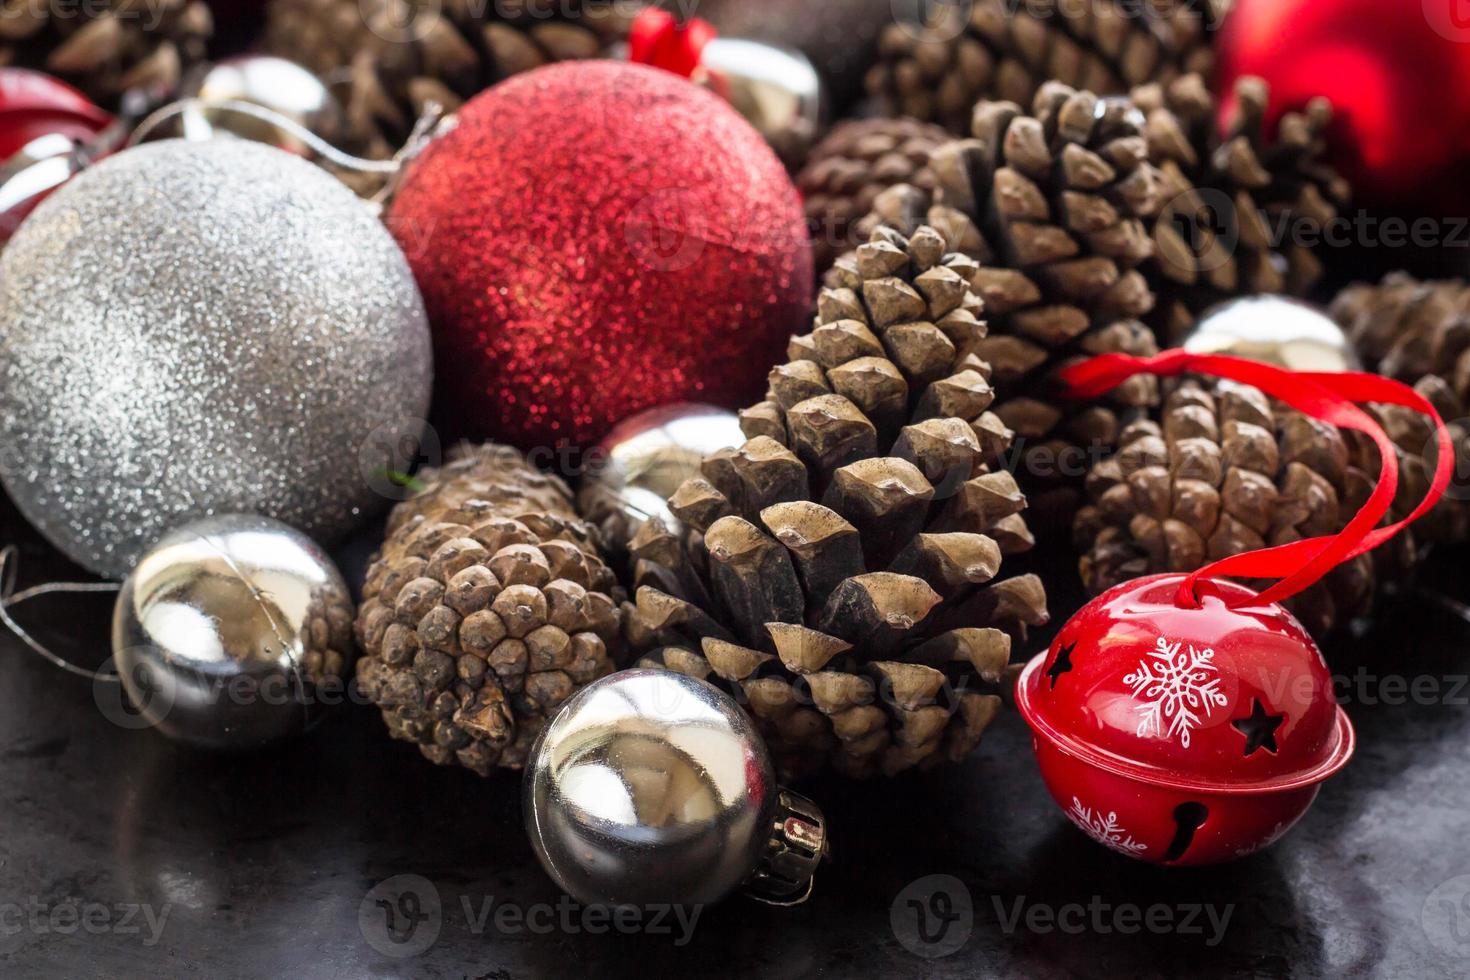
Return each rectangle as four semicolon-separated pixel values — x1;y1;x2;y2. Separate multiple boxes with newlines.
178;56;344;152
0;138;433;578
698;38;823;167
578;403;744;548
111;514;356;750
1183;296;1363;373
525;669;828;908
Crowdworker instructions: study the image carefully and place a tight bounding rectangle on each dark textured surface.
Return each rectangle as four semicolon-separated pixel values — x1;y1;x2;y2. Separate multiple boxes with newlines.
1;489;1469;979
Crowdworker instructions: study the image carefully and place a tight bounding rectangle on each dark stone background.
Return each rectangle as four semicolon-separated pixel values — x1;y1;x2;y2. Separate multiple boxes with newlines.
1;479;1468;979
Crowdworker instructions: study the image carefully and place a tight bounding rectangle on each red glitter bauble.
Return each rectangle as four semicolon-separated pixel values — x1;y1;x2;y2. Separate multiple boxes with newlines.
387;60;812;449
1217;0;1470;211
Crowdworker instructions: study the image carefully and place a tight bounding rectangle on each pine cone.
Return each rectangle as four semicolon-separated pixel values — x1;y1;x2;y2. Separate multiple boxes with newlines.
0;0;211;108
627;223;1050;781
1073;378;1422;636
355;444;625;775
867;0;1221;133
264;0;635;159
1331;272;1470;543
797;117;952;277
858;82;1164;518
1133;74;1350;344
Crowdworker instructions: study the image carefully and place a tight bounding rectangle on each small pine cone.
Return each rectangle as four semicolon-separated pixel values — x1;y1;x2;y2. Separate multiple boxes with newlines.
264;0;634;159
866;0;1220;133
355;444;625;775
1073;378;1419;636
0;0;212;109
301;586;357;686
855;82;1164;518
1331;272;1470;543
1133;74;1351;343
797;117;952;277
629;223;1049;781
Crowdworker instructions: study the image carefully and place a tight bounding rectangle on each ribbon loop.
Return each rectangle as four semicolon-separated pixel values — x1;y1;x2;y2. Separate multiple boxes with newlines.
1059;352;1454;611
628;8;717;79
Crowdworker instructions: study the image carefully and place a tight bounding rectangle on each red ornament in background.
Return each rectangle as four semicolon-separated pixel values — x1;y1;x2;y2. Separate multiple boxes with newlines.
1216;0;1470;211
0;69;117;241
386;61;812;449
1016;350;1453;865
0;69;111;162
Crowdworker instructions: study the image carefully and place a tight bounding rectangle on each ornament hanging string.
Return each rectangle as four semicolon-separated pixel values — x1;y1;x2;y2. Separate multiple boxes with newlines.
1059;350;1454;610
125;98;452;206
0;547;119;682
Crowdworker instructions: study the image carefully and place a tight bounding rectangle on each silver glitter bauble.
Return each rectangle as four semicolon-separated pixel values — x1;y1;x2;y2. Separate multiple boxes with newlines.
111;514;355;750
178;55;344;153
524;669;828;908
577;403;744;550
0;138;433;578
1183;296;1362;373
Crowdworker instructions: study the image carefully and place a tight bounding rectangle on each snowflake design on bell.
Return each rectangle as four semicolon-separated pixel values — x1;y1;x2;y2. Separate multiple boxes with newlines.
1067;797;1148;855
1123;636;1228;748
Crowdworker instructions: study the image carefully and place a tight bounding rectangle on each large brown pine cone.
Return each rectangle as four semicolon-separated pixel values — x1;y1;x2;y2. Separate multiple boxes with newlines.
797;117;952;278
1073;378;1424;636
1331;272;1470;543
859;82;1164;518
627;223;1050;781
264;0;635;159
1134;74;1350;344
355;444;625;775
867;0;1222;133
0;0;211;108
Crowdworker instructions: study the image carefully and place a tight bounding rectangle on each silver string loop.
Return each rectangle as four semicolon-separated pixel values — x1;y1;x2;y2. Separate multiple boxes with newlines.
125;98;453;206
0;546;120;683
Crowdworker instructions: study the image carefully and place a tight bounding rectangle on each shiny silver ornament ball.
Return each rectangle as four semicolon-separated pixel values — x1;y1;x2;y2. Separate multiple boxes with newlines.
699;39;823;168
179;55;344;153
525;669;828;908
112;514;355;750
0;138;433;578
578;403;744;549
1183;296;1363;373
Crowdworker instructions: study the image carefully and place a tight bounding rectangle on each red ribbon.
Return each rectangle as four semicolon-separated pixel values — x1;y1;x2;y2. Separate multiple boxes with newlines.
628;8;717;79
1059;350;1454;610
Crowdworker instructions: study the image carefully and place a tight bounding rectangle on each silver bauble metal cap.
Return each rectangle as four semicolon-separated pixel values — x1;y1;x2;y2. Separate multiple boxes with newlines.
524;669;827;908
1183;296;1362;373
0;138;433;578
111;514;355;750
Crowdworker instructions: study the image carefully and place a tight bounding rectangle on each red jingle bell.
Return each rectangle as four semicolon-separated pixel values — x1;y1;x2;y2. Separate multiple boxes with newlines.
1017;350;1453;865
1017;574;1353;865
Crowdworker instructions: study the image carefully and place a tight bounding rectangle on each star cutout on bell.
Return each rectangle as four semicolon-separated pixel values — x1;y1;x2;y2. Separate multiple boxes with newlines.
1046;641;1076;689
1232;698;1285;757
